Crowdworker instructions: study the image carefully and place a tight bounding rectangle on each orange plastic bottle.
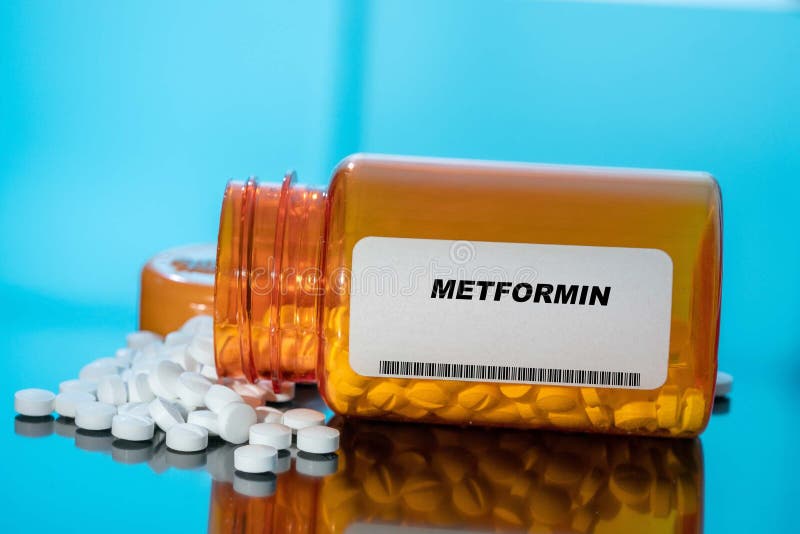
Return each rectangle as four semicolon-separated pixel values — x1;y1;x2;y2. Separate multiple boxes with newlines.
214;154;722;436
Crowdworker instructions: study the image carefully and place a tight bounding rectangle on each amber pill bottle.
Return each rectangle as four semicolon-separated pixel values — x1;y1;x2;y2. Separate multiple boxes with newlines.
214;154;722;437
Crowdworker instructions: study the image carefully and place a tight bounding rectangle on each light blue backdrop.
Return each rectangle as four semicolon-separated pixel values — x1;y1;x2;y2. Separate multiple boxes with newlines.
1;1;798;532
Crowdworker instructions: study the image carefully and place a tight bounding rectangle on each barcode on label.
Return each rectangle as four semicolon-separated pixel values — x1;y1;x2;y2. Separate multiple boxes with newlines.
378;360;641;387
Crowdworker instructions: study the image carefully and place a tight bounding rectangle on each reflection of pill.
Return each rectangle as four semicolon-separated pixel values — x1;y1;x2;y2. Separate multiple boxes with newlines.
433;447;477;483
656;386;679;428
392;449;428;473
408;383;449;410
478;453;522;485
402;474;446;512
577;467;606;506
571;506;596;533
651;476;672;517
676;473;698;514
614;402;657;431
363;464;402;504
458;385;500;411
543;452;585;487
493;496;527;527
536;388;578;412
610;463;652;505
452;476;491;517
680;390;705;433
528;485;571;525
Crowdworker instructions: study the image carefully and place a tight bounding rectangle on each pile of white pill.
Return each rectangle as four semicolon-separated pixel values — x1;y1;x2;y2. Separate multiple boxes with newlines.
13;315;339;479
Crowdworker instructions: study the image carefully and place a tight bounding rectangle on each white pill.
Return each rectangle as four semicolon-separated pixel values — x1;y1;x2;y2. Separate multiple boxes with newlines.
715;371;733;397
115;348;135;368
164;330;193;347
200;365;218;381
148;397;185;431
204;384;243;413
14;388;56;417
187;410;220;437
272;381;295;403
111;414;155;441
255;406;283;424
126;330;162;349
188;332;216;367
148;360;183;399
75;402;117;430
162;343;199;372
234;444;277;473
128;372;155;403
249;423;292;450
59;379;97;396
218;402;257;444
175;398;197;419
181;314;213;336
54;391;95;418
79;359;119;381
232;382;270;403
97;375;128;406
281;408;325;432
166;423;208;452
297;426;340;454
118;402;152;418
176;372;213;406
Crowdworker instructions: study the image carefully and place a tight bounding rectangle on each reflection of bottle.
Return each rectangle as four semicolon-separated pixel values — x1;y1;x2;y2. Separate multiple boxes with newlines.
214;155;722;436
207;418;704;533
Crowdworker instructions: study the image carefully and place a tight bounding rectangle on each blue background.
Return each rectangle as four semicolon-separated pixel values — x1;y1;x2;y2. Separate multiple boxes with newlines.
1;1;799;532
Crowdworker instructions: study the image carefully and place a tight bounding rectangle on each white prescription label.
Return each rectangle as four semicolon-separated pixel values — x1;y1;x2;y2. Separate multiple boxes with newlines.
349;237;673;390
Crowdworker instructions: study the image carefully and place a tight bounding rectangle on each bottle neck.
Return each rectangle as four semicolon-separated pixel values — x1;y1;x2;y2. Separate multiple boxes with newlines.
214;173;327;384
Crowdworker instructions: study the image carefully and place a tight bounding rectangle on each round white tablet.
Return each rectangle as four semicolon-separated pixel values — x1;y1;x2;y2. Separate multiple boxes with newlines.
97;375;128;406
75;401;117;430
255;406;284;424
14;388;56;417
715;371;733;397
188;332;216;367
249;423;292;450
111;414;155;441
54;391;95;418
281;408;325;432
234;444;277;473
79;359;119;382
166;423;208;452
148;397;185;431
59;379;97;396
297;425;340;454
181;315;213;336
164;329;193;347
118;402;152;418
187;410;220;437
273;381;295;403
176;372;213;406
148;360;183;400
126;330;162;349
200;365;218;381
204;384;243;414
128;372;155;403
232;382;270;404
218;402;257;444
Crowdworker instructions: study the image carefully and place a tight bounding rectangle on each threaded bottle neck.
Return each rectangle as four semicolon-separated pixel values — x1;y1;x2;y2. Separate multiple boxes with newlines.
214;173;327;383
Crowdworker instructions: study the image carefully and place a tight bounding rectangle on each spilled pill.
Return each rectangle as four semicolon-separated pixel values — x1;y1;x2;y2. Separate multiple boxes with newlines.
282;408;325;432
54;391;95;418
166;423;208;452
187;409;220;437
14;389;56;417
111;414;155;441
234;444;277;474
297;425;340;454
249;423;292;450
75;401;117;430
97;375;128;406
148;397;185;431
218;402;257;444
204;384;243;414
